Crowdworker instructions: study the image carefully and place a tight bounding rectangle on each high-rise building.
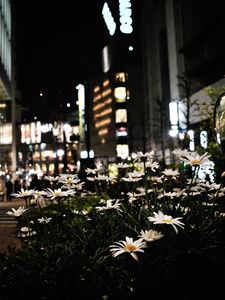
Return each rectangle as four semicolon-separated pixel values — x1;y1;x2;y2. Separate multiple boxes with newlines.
88;0;144;166
0;0;19;177
140;0;225;163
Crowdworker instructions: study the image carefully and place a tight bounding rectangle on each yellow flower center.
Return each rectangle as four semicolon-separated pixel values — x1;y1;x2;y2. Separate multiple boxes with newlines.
125;244;137;252
162;218;172;223
191;159;200;165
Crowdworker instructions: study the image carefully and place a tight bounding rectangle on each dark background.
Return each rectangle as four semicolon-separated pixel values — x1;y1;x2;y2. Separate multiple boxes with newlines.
14;0;105;109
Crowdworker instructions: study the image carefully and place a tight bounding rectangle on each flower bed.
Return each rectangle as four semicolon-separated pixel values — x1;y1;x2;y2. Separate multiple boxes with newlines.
0;149;225;299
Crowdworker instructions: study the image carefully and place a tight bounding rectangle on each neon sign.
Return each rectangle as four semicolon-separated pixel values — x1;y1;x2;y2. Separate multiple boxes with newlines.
119;0;133;34
102;2;116;36
102;1;133;36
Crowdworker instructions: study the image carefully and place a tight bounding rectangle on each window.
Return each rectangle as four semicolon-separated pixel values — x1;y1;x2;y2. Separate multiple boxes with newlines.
114;87;127;102
115;72;127;82
115;109;127;123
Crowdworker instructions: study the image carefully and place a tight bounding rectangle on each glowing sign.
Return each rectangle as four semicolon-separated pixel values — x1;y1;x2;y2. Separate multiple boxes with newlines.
119;0;133;34
102;2;116;36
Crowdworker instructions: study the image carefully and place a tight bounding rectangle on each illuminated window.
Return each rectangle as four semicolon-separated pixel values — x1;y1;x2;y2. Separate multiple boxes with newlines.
94;86;100;93
114;87;127;102
115;72;127;82
115;109;127;123
116;144;129;159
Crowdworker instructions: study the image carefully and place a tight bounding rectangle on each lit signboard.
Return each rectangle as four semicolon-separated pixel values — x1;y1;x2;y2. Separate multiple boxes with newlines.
102;1;133;36
119;0;133;34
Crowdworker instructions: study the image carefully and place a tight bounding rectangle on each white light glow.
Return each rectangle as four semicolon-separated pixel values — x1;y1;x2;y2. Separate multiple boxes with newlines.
169;128;178;137
102;46;111;73
80;151;88;159
57;149;64;157
128;46;133;51
102;2;116;36
89;150;95;158
169;102;178;126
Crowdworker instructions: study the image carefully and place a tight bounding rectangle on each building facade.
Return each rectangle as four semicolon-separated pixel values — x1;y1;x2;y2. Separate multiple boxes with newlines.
88;0;145;166
0;0;13;174
140;0;225;163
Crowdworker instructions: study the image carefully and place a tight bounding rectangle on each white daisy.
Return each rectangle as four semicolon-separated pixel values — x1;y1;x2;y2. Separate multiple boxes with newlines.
95;199;123;212
148;211;185;234
138;229;164;242
38;217;52;223
85;168;98;175
117;162;130;169
131;151;155;162
162;168;179;179
109;236;147;261
145;160;159;172
11;188;34;198
6;206;28;217
18;226;37;238
45;188;75;199
178;151;211;167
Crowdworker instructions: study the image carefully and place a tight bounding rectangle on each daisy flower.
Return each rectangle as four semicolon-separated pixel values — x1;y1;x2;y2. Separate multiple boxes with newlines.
157;191;179;199
43;175;59;182
131;151;155;162
178;151;211;167
45;188;75;199
109;236;147;261
18;226;37;238
11;188;34;198
127;192;139;204
95;199;123;212
173;148;191;159
6;206;28;217
38;217;52;224
162;168;179;179
121;171;144;182
148;211;185;234
117;162;130;169
85;168;98;175
57;174;80;186
138;229;164;242
145;160;159;172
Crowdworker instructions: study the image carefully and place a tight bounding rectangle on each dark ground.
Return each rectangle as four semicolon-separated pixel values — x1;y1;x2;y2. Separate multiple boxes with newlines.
0;199;24;253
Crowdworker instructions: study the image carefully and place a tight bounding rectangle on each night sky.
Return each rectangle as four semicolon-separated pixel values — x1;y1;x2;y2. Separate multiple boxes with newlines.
15;0;105;115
